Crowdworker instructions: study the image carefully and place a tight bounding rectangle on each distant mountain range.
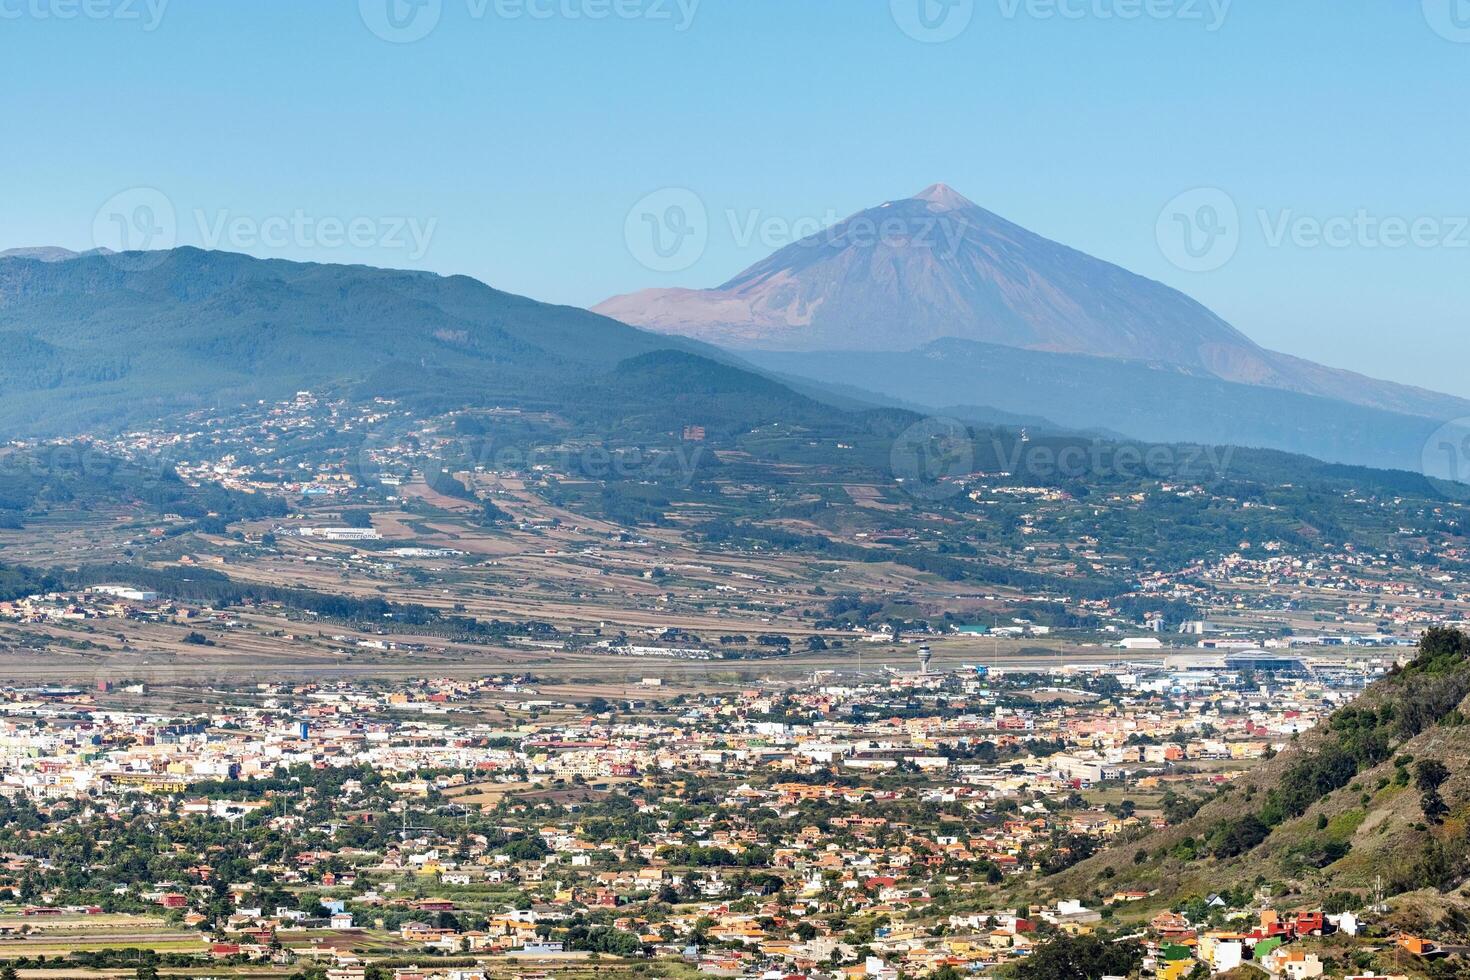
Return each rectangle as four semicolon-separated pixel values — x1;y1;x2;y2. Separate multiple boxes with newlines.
596;185;1467;470
0;234;1461;479
0;246;113;263
747;340;1451;472
0;246;809;437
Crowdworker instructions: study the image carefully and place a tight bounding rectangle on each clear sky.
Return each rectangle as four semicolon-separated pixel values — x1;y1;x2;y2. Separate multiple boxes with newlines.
2;1;1468;395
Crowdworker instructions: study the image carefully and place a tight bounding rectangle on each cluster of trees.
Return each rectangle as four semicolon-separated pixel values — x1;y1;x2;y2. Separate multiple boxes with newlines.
1416;758;1451;824
655;843;773;867
0;562;59;602
562;923;644;956
424;466;477;502
1038;832;1098;873
1261;707;1391;824
1006;934;1143;980
599;482;673;526
1112;594;1197;629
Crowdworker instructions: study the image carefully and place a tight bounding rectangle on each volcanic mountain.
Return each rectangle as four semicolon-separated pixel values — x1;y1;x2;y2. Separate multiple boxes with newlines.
600;183;1266;362
595;185;1470;469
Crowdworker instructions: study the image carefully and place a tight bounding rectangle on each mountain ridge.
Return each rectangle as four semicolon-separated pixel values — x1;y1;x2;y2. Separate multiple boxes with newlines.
0;246;113;262
594;185;1469;426
744;340;1453;471
0;246;772;436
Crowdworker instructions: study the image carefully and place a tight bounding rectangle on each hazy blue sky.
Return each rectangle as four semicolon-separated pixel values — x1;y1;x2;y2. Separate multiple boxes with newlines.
2;1;1468;394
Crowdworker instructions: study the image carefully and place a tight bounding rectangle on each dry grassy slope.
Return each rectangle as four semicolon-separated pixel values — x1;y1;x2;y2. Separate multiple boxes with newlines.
1045;647;1470;920
1216;967;1269;979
